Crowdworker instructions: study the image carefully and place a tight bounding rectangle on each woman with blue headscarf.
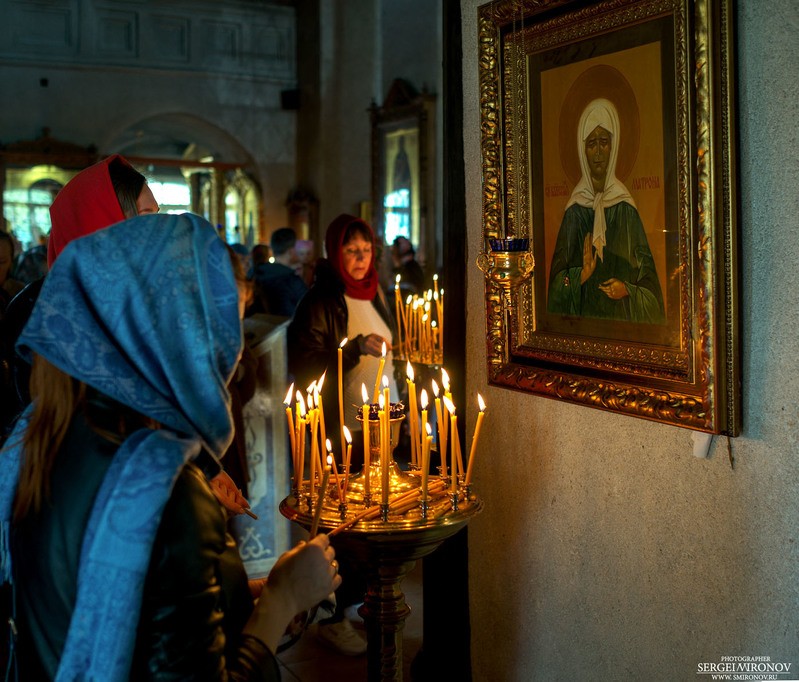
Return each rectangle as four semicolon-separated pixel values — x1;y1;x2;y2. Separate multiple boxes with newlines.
0;213;340;680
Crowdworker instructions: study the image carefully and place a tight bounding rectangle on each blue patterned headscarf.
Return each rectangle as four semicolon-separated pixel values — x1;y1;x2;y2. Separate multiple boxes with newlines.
0;213;242;680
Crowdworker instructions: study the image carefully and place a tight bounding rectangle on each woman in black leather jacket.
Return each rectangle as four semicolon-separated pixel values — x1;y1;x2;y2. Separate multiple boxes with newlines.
0;214;341;680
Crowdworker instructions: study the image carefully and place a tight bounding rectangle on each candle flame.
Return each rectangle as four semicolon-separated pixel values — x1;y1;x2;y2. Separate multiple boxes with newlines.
422;313;428;323
442;395;456;414
441;368;451;391
478;393;486;411
433;273;438;282
425;422;432;435
326;454;333;467
420;388;428;409
361;383;369;404
431;379;440;397
343;425;352;443
314;392;321;408
406;361;414;382
339;337;348;348
431;320;437;329
306;380;316;395
378;393;385;409
325;439;333;454
395;273;401;283
433;290;439;301
406;294;413;305
284;382;294;405
381;341;387;357
296;391;307;415
382;374;389;388
440;288;445;296
317;371;326;390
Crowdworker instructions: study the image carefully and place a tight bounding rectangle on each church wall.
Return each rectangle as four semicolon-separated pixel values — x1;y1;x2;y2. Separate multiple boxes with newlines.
461;1;799;679
0;0;298;231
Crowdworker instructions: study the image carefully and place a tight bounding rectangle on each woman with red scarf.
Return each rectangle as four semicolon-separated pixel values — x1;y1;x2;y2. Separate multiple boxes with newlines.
286;214;398;656
288;214;398;462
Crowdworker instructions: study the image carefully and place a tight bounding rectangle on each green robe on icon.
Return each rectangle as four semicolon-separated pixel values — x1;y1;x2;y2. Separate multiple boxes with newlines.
547;201;665;324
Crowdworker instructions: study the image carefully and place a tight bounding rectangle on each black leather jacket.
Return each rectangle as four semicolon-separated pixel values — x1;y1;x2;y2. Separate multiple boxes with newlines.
10;396;280;681
286;260;395;448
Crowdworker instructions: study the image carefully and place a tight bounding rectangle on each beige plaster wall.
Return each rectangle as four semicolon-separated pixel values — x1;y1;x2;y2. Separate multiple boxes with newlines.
461;1;799;680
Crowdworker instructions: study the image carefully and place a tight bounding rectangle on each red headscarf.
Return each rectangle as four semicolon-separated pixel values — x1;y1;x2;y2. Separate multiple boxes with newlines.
324;214;379;300
47;154;131;266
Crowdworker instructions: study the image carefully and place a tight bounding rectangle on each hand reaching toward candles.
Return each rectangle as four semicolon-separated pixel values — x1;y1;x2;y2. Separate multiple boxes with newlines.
358;333;387;357
245;533;342;654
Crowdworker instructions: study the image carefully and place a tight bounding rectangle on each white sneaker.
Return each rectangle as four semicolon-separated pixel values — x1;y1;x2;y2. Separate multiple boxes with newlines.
315;619;368;656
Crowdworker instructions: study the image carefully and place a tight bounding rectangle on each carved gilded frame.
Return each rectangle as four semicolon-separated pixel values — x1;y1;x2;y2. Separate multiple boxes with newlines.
477;0;739;434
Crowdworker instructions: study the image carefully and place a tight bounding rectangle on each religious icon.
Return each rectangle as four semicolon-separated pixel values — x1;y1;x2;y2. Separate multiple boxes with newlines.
546;96;665;324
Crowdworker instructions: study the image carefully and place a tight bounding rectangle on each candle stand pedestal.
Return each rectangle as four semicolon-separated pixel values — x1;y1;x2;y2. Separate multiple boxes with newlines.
280;485;482;682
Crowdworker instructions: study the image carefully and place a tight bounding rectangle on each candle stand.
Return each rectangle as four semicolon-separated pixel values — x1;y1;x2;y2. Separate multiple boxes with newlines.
280;411;482;682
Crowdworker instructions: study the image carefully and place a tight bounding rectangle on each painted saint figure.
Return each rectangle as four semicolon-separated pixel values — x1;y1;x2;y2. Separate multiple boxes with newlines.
547;98;665;323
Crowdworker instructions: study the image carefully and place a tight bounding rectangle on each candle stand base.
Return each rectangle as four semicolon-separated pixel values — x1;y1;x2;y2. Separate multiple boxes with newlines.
280;482;481;682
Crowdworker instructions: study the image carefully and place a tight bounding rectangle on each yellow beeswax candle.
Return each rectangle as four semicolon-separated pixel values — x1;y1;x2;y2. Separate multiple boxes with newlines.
309;456;331;537
338;338;347;460
422;422;432;501
372;341;386;404
406;361;418;467
465;394;486;486
432;379;447;478
361;383;370;499
419;388;428;469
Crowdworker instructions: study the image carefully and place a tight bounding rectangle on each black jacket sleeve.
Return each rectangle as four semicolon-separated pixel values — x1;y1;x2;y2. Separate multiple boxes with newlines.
133;463;280;682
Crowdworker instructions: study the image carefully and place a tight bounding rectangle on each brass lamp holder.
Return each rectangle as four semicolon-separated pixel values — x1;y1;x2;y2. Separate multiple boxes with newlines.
476;237;535;308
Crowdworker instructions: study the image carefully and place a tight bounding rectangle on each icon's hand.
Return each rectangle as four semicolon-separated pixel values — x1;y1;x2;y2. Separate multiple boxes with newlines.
598;278;629;300
580;233;597;284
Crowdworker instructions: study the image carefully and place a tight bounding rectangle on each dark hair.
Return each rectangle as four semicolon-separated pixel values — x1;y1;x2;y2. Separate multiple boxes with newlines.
392;236;414;257
108;158;146;219
0;231;15;260
342;222;372;246
270;227;297;256
251;244;269;267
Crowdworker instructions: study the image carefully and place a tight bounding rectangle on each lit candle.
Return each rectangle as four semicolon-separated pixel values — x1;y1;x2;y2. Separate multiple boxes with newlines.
404;294;413;360
316;373;327;459
284;382;296;486
379;393;389;506
296;391;306;489
394;275;402;356
326;438;341;499
372;341;387;404
422;422;432;501
465;394;486;486
419;388;428;471
309;455;332;537
442;396;461;495
432;379;447;478
309;400;318;501
342;425;352;503
338;338;348;461
406;361;418;468
361;383;370;499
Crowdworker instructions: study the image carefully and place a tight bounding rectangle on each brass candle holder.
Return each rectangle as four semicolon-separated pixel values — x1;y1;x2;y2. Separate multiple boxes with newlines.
476;237;535;307
280;402;483;682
